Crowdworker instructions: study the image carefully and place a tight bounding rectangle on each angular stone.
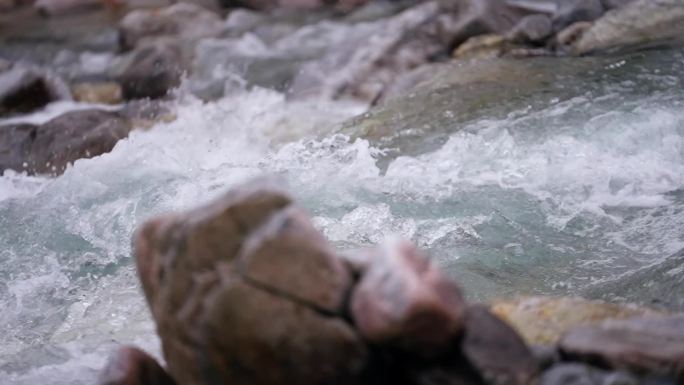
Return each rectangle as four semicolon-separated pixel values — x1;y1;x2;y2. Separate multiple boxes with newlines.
559;315;684;380
350;239;466;357
555;21;593;48
238;206;352;313
0;109;132;176
99;346;176;385
198;276;367;385
453;34;508;60
462;305;539;385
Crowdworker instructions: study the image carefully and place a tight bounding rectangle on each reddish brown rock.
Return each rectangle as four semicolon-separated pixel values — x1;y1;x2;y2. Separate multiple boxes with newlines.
462;305;539;385
133;178;366;385
99;346;176;385
238;206;352;313
350;239;466;357
559;315;684;381
0;109;133;176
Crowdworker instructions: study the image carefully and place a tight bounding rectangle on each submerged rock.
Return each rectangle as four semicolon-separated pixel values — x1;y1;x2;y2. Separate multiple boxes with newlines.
560;315;684;380
351;239;466;357
0;109;133;176
491;297;660;345
99;346;176;385
572;0;684;54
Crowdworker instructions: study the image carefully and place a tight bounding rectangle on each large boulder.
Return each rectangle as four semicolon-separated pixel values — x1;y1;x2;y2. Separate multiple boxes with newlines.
0;66;69;116
350;239;466;357
133;178;367;385
114;40;185;100
572;0;684;54
118;3;224;51
560;315;684;380
0;109;133;176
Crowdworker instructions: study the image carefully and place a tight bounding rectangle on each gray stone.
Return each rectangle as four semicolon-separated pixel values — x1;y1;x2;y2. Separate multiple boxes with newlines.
572;0;684;54
115;40;184;100
538;364;608;385
600;0;634;10
552;0;604;31
0;66;69;116
507;14;553;44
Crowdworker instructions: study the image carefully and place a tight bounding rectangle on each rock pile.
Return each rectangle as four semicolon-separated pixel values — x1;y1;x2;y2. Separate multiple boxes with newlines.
100;178;684;385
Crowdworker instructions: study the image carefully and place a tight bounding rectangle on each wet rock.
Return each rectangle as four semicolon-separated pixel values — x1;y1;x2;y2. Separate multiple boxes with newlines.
118;3;223;51
537;363;609;385
115;40;184;100
453;34;508;60
99;346;176;385
133;178;367;385
559;315;684;380
350;239;466;357
531;344;561;371
572;0;684;55
34;0;103;16
507;14;553;44
491;297;660;345
71;81;123;104
0;109;133;176
552;0;604;32
462;305;539;385
0;66;69;116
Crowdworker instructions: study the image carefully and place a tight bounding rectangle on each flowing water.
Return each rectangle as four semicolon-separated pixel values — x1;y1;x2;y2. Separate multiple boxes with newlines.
1;14;684;385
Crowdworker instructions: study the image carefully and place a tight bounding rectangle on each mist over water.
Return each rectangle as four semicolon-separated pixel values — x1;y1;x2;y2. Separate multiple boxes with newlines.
1;34;684;385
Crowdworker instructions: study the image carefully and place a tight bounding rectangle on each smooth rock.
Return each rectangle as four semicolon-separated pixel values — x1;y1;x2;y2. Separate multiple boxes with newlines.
0;66;69;116
115;40;184;100
350;239;466;357
491;296;660;345
118;3;223;51
0;109;132;176
507;14;553;44
572;0;684;54
462;305;539;385
560;315;684;380
134;178;367;385
552;0;604;31
71;81;123;104
99;346;176;385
